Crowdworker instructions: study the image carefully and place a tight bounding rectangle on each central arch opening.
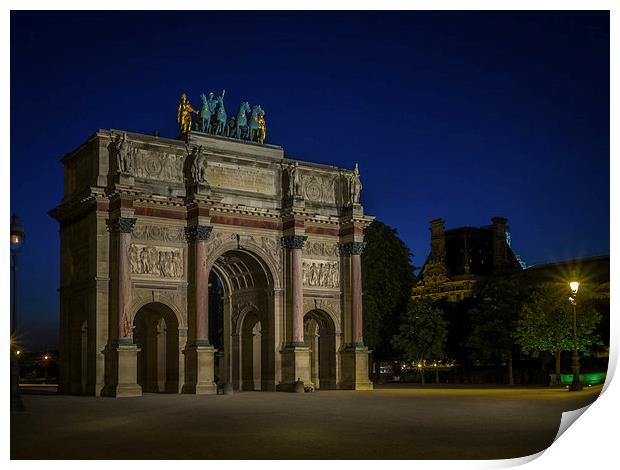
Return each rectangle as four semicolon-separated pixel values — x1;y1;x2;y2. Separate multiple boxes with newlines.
209;248;275;391
133;302;179;393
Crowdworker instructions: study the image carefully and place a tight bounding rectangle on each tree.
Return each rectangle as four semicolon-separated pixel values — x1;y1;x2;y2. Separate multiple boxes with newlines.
362;220;415;361
392;298;448;384
467;278;526;385
514;282;602;386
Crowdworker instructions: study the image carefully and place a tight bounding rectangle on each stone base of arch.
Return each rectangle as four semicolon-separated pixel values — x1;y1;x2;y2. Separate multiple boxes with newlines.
182;344;217;395
101;343;143;398
277;346;312;392
339;347;373;391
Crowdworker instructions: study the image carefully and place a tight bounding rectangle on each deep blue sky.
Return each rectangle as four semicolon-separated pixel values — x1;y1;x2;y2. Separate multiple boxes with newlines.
10;11;609;350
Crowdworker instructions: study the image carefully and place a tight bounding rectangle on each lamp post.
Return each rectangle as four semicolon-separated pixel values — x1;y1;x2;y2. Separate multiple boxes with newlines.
568;281;582;392
43;354;50;383
11;214;26;411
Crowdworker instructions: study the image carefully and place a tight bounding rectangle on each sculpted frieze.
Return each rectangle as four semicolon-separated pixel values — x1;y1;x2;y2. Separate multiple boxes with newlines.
132;289;185;324
129;244;184;278
302;240;339;258
133;149;185;183
302;260;340;288
132;225;186;243
303;298;342;331
206;232;225;254
301;173;336;204
241;234;282;271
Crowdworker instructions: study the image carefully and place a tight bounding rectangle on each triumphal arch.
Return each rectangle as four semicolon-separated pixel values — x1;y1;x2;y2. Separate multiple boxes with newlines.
50;118;374;396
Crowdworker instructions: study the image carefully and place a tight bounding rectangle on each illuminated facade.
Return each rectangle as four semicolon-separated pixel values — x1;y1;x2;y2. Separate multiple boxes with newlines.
50;130;374;396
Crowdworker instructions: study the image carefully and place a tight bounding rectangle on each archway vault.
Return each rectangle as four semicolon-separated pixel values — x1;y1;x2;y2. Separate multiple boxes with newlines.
304;308;338;390
133;301;181;393
207;239;281;291
209;247;277;391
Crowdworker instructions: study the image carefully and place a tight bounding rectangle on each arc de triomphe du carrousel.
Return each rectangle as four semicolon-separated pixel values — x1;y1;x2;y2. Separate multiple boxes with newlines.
50;93;374;397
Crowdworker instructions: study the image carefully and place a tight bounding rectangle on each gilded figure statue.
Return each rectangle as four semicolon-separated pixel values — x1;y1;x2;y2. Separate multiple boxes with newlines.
257;109;266;144
249;104;264;142
177;93;198;138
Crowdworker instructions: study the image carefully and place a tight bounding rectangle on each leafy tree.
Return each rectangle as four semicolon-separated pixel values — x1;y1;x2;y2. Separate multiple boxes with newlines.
392;298;448;384
439;297;475;380
467;278;527;385
362;220;415;361
514;282;602;385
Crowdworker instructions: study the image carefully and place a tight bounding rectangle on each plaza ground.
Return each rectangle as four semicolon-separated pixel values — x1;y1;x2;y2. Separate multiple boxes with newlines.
11;384;601;460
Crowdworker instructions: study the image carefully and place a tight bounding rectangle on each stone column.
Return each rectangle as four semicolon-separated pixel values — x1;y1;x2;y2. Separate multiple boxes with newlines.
190;225;212;345
183;224;217;395
346;241;366;347
340;241;373;390
103;216;141;397
113;217;136;344
282;235;307;346
279;235;311;391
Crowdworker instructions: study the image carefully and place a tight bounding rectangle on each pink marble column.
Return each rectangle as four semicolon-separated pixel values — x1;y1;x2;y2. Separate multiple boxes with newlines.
282;235;307;346
112;217;136;343
346;241;366;347
195;239;209;342
351;252;363;346
187;225;213;346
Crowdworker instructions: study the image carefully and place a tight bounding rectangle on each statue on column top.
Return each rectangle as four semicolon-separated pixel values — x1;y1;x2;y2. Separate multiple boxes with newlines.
189;144;207;184
348;163;362;205
287;161;301;198
111;132;133;174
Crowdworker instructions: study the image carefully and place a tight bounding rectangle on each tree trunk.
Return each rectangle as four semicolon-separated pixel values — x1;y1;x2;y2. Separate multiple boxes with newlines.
554;350;562;386
435;367;439;384
420;369;425;385
508;354;514;385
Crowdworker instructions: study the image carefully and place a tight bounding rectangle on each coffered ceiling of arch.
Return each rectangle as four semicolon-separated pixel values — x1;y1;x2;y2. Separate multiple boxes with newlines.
213;251;270;291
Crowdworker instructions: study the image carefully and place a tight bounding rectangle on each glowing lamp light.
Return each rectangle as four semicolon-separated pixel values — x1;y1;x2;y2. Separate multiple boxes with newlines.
10;214;25;251
43;355;49;361
569;281;580;294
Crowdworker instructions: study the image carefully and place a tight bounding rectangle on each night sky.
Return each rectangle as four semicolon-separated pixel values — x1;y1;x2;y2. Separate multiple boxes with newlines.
10;11;609;350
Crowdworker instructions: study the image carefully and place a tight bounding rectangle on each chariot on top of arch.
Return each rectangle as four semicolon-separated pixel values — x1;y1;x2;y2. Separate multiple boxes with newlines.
177;91;267;145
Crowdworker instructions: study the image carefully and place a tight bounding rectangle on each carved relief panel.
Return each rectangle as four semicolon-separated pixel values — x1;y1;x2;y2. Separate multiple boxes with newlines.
133;150;185;183
303;240;339;258
300;173;337;204
302;260;340;288
132;224;186;243
129;244;184;278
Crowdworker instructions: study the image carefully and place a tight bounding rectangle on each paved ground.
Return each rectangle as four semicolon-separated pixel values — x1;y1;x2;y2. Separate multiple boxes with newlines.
11;384;601;460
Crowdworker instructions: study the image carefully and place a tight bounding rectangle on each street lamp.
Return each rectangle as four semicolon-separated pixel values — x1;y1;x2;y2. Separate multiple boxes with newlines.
42;354;50;383
10;213;26;411
11;214;26;336
568;281;582;392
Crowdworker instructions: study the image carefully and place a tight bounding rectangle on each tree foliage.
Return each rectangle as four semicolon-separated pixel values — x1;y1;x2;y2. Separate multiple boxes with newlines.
392;298;448;365
362;220;415;360
467;278;527;384
514;282;602;384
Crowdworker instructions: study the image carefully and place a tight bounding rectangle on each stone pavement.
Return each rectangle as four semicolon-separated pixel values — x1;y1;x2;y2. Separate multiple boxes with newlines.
10;385;601;460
